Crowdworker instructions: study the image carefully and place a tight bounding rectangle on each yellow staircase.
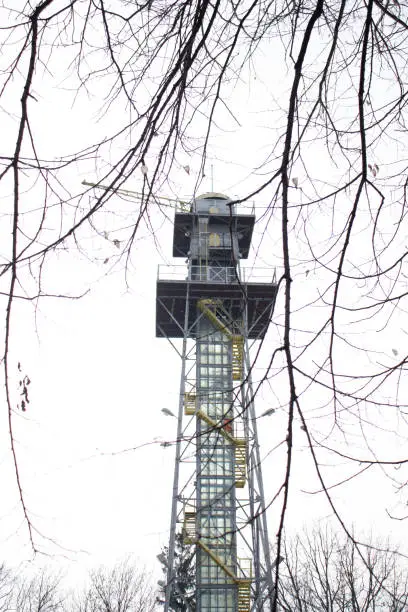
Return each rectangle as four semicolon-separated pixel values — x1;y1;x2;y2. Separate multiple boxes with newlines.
237;580;251;612
182;510;252;611
234;443;247;488
197;299;230;336
184;392;197;415
198;540;237;581
232;335;244;380
197;299;244;381
184;393;247;488
182;511;197;545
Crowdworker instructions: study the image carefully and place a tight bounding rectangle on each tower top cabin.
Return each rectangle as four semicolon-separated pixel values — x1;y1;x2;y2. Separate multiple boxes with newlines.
156;192;277;340
172;192;254;262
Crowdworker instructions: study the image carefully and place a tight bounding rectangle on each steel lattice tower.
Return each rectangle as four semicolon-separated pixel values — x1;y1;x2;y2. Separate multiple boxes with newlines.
156;193;277;612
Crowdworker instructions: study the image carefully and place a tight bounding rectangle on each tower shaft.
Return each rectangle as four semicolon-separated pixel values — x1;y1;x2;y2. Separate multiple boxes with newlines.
156;193;277;611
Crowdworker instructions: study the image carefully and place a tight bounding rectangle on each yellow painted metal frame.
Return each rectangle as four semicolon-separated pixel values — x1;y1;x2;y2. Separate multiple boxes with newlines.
184;393;247;487
197;299;244;380
182;511;252;611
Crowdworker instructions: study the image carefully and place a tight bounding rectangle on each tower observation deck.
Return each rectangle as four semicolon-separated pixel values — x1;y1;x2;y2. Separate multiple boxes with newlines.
156;193;278;611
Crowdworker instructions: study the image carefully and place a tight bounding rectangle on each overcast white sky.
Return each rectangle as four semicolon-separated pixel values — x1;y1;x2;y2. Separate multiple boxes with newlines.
0;2;407;591
1;178;405;583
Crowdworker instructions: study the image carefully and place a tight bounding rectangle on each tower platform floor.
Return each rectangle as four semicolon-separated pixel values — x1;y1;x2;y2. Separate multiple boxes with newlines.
156;278;277;339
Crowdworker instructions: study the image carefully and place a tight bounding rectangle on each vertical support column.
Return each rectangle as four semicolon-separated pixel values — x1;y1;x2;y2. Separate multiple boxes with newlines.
164;286;191;612
242;324;276;610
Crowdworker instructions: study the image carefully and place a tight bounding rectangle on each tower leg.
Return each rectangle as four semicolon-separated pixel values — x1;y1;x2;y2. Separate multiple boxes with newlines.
243;328;276;610
164;290;190;612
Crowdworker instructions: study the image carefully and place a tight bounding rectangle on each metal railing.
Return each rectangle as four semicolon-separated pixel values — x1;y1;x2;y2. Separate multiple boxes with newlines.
236;558;252;581
157;265;276;285
175;200;256;216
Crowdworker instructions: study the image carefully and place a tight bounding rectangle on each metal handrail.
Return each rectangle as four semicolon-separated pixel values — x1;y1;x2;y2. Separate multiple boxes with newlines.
175;200;256;216
157;264;276;284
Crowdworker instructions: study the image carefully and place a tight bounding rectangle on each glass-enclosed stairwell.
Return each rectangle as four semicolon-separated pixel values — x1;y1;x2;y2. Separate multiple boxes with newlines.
183;297;250;611
196;316;237;610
